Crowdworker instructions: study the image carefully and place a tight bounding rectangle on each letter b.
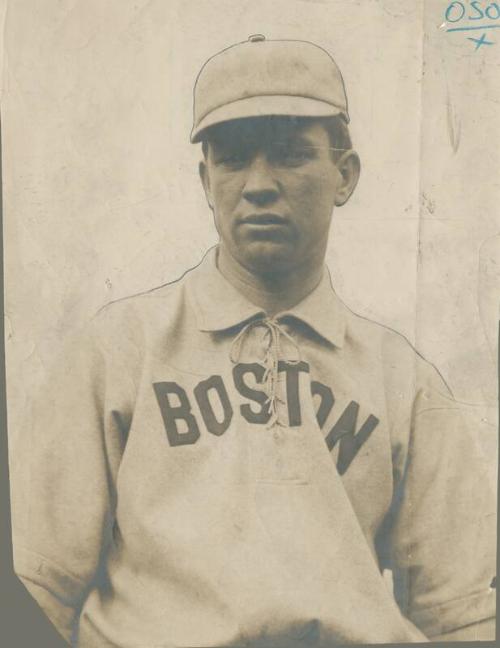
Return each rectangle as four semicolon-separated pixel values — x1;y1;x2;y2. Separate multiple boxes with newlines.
153;382;200;446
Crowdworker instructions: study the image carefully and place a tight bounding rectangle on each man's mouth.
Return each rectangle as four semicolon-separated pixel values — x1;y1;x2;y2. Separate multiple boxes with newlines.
241;213;288;226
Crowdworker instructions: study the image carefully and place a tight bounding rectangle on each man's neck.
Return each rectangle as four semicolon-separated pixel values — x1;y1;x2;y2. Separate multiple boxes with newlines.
216;246;324;317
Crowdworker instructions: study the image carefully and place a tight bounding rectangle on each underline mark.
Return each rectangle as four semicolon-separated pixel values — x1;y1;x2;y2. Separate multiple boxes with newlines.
446;24;500;32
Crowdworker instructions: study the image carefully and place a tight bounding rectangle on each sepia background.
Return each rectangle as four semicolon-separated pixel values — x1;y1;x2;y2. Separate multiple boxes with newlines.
3;0;499;502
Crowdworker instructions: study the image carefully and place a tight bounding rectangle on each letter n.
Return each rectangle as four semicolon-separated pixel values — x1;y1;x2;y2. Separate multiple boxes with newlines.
325;401;379;475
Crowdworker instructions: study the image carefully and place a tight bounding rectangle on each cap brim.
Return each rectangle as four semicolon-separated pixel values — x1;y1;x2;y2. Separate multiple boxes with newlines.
190;95;348;143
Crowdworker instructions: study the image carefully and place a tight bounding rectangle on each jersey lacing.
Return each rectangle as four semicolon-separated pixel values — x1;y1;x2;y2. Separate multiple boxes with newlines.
230;318;301;428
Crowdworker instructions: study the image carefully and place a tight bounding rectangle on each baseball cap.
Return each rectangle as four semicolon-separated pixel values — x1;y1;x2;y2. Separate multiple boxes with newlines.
190;35;349;143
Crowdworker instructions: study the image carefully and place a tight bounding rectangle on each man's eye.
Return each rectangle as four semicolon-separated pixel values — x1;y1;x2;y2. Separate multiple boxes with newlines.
216;153;249;168
271;146;314;166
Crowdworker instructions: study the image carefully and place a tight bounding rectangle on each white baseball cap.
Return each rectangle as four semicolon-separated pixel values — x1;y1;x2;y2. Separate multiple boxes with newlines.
191;35;350;143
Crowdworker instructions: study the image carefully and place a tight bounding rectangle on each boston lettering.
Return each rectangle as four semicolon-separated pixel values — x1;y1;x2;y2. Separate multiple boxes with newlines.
153;361;379;474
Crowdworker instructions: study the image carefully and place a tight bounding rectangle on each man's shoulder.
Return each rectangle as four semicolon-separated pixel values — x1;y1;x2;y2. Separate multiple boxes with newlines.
103;257;204;315
88;262;201;343
341;300;417;358
340;299;451;394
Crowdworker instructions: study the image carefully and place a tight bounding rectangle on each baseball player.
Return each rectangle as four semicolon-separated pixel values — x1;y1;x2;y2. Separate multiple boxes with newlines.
14;36;496;646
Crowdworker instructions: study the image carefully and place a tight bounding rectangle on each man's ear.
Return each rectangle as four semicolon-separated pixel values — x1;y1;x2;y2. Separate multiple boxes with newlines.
334;150;361;206
199;160;214;210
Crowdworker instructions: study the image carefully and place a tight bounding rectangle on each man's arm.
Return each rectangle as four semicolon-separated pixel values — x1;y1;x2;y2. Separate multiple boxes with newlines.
382;360;496;641
12;316;127;644
432;617;495;642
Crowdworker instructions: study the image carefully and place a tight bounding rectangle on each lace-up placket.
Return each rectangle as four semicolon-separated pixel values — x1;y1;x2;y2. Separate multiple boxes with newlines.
230;317;301;428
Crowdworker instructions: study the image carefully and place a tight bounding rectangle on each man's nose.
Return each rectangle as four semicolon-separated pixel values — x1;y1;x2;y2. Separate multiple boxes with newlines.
242;154;279;206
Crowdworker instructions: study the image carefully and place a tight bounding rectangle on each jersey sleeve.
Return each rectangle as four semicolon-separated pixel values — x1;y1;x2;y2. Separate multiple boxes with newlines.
384;360;496;640
12;313;130;644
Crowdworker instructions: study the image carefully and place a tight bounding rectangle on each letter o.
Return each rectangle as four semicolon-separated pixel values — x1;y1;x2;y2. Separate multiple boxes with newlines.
445;1;465;22
194;375;233;436
486;2;500;19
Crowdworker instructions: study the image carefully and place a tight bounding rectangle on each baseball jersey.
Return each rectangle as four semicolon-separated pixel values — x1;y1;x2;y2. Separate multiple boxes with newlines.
13;246;496;647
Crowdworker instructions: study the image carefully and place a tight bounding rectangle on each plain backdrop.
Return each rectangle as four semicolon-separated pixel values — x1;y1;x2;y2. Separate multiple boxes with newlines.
3;0;499;498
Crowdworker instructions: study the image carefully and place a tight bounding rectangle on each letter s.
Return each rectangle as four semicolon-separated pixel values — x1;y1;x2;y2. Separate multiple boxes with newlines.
470;1;485;19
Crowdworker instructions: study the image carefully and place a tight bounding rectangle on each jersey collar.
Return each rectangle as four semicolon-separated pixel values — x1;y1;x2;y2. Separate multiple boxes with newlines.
187;246;347;348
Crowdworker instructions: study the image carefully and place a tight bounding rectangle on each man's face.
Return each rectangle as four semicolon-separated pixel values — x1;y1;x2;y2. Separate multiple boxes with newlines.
200;117;352;276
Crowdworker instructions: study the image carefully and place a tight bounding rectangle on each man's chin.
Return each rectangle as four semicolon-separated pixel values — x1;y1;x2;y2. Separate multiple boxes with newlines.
238;242;296;277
